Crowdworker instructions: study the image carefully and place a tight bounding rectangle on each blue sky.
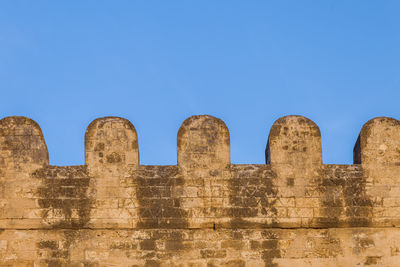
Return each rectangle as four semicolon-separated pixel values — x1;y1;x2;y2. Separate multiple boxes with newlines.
0;1;399;166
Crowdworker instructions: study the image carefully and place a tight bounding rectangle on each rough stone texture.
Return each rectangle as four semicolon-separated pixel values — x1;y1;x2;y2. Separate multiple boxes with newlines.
0;114;400;266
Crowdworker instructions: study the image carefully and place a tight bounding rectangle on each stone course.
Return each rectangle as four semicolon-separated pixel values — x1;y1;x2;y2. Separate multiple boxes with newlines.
0;115;399;266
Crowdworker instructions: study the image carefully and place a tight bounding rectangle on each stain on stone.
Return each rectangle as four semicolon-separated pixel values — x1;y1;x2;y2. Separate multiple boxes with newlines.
134;166;188;229
140;240;156;250
133;165;188;264
229;165;281;266
38;240;58;250
32;165;92;229
343;168;373;227
145;260;161;267
37;230;80;266
260;230;281;267
224;259;246;267
353;233;375;254
94;143;104;151
318;165;372;228
229;165;279;229
319;230;343;258
364;256;382;265
106;152;122;163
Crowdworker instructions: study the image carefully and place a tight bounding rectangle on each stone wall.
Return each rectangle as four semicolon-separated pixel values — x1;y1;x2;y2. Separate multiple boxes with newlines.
0;115;399;266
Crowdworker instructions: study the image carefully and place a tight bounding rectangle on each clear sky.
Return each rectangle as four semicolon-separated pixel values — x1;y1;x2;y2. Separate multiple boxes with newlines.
0;1;399;166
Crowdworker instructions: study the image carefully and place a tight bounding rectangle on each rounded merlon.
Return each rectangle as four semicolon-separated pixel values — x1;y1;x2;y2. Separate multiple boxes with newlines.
85;116;139;166
177;115;230;168
354;117;400;165
266;115;322;165
0;116;49;166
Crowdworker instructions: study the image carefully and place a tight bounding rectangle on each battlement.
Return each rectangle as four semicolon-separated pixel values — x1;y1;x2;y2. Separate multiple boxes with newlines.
1;115;400;266
2;115;400;167
1;114;400;229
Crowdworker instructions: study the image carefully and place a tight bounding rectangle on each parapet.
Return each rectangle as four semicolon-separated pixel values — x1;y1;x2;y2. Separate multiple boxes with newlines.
1;114;400;266
0;114;399;229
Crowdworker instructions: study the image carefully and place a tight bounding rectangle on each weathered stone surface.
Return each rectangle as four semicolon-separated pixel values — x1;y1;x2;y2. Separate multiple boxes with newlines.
85;117;139;228
85;116;139;171
178;115;230;169
1;228;399;267
266;115;322;166
354;117;400;166
0;114;399;266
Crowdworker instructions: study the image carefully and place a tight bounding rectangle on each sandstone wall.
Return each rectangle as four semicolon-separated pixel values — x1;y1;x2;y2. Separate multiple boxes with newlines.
0;115;399;266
